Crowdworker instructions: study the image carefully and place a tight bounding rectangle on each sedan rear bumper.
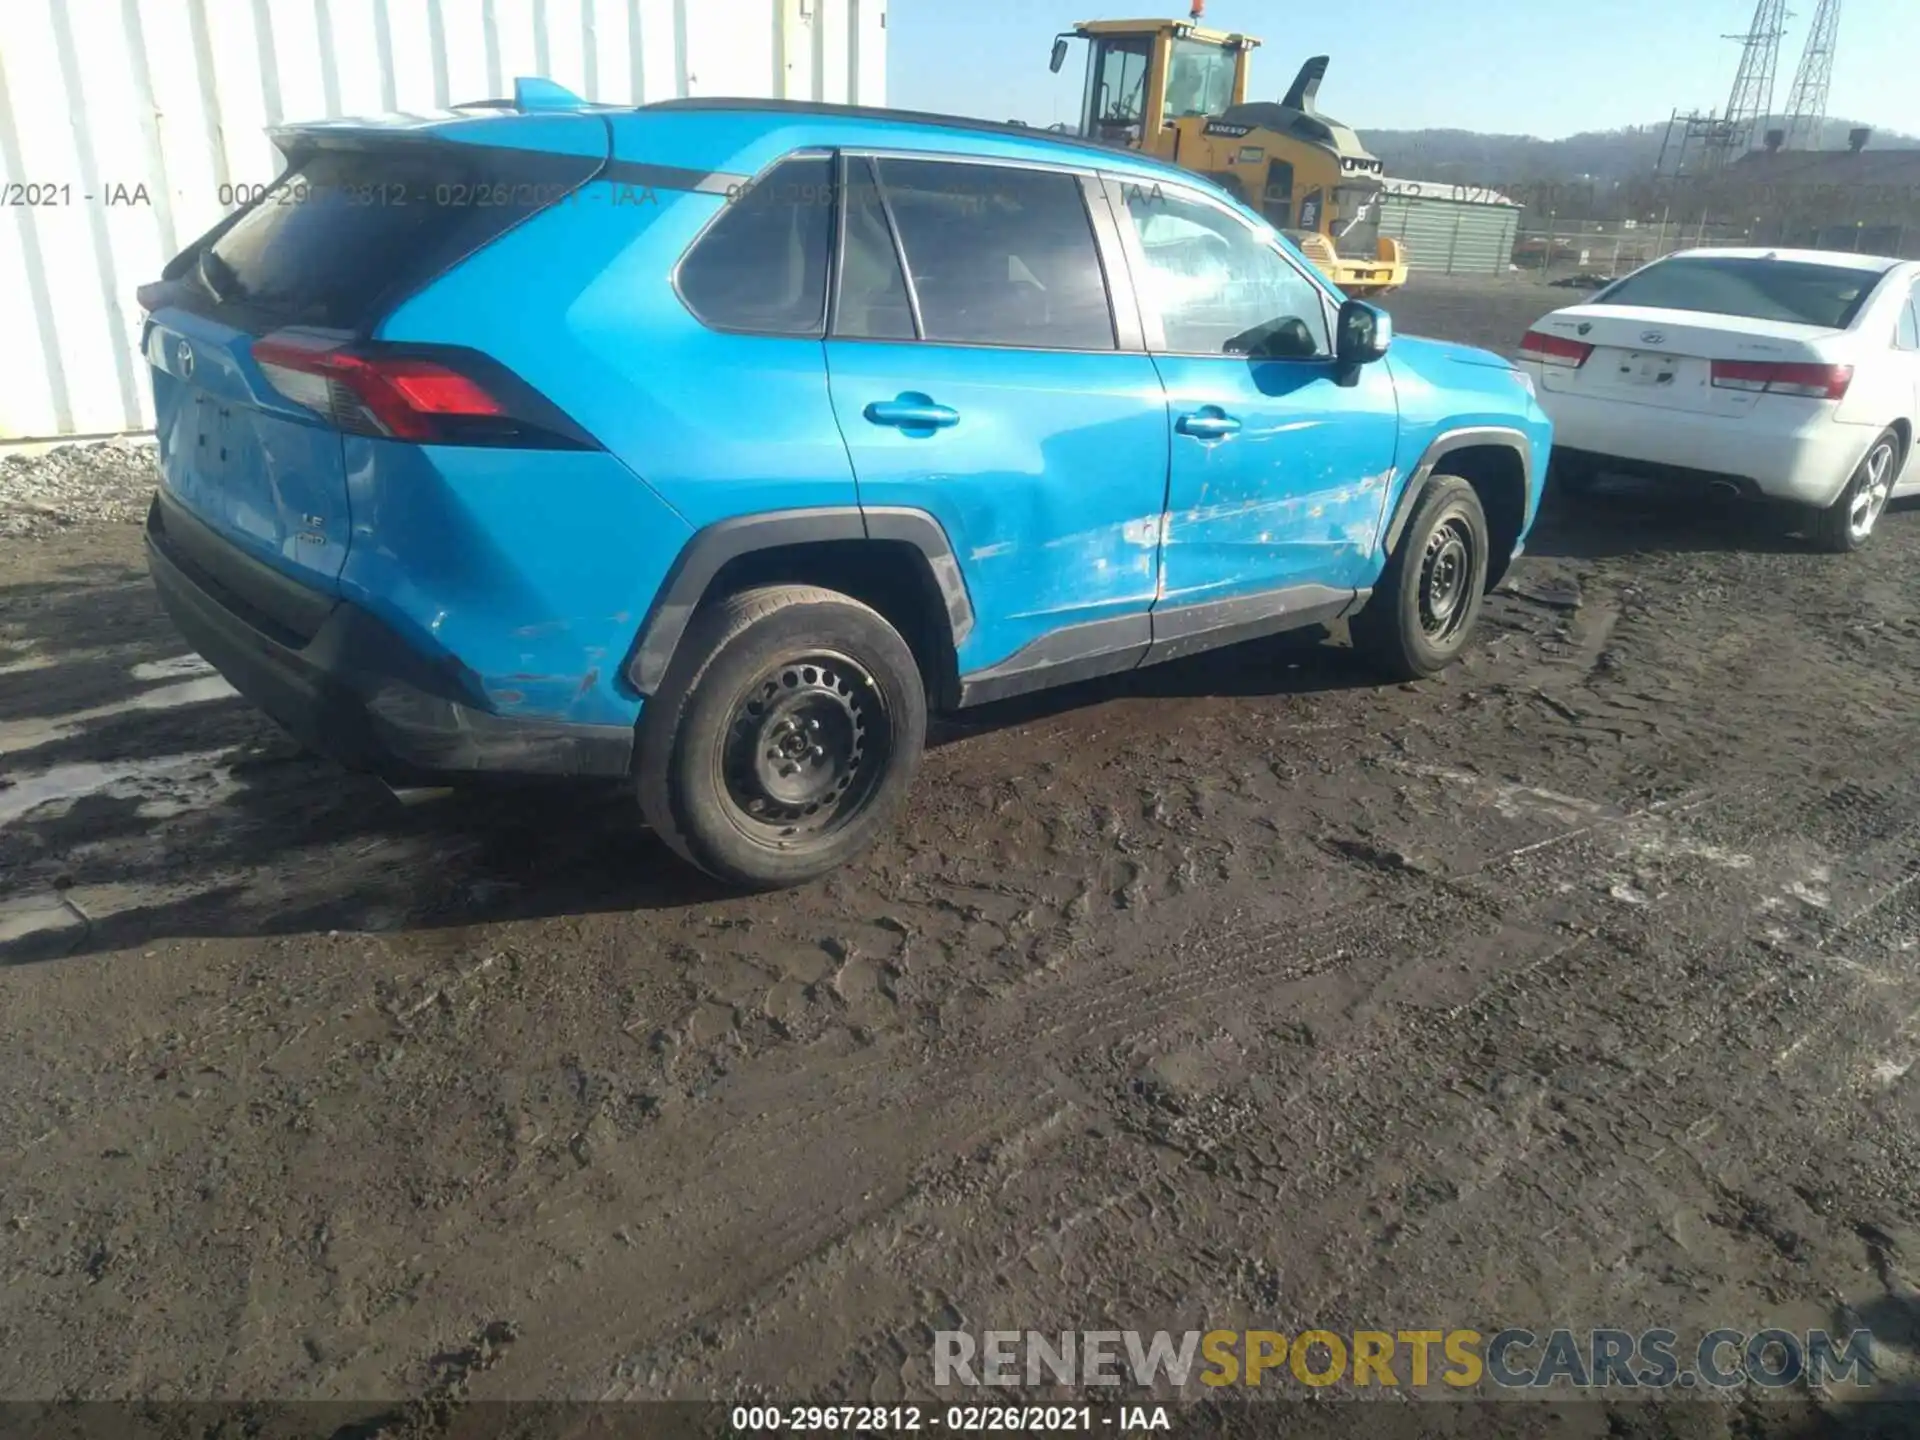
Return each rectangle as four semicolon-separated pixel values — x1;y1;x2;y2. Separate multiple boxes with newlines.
1529;385;1879;507
144;493;633;782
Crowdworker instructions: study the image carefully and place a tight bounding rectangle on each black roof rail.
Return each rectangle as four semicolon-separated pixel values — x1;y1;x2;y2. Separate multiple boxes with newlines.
637;96;1142;165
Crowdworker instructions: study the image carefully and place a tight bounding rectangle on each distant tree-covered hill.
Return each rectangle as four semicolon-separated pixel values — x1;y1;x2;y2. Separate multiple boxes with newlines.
1366;117;1920;184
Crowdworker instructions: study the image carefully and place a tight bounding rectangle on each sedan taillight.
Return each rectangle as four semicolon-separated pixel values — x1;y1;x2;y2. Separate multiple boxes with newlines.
1709;360;1853;401
1519;330;1594;369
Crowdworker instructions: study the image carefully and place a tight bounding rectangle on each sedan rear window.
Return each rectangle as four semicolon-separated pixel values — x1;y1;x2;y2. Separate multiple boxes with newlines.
1591;256;1886;330
200;144;596;330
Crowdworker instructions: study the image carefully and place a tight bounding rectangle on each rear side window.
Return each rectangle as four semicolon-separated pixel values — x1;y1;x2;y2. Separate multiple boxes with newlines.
201;144;595;330
874;159;1116;350
1591;256;1886;330
678;155;834;336
1897;292;1919;351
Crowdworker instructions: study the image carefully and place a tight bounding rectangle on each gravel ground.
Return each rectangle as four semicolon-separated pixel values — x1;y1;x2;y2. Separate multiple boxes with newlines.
0;438;157;538
0;274;1916;1431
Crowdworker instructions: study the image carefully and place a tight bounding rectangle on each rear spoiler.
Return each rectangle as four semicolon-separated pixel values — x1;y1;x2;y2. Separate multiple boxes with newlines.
450;77;597;113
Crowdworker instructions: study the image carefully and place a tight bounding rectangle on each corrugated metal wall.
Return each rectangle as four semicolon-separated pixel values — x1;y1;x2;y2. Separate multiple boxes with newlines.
0;0;888;441
1378;193;1522;277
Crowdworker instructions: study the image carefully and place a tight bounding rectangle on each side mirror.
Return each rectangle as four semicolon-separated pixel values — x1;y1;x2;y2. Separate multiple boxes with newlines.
1050;37;1070;74
1336;299;1392;368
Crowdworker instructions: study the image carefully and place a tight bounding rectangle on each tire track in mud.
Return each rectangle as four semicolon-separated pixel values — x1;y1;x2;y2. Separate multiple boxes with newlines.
597;761;1920;1401
1045;773;1920;1388
445;756;1920;1397
560;797;1676;1391
453;822;1599;1392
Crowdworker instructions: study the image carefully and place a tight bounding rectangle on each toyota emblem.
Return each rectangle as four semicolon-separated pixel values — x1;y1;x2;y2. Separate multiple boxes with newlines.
1640;329;1666;346
177;339;195;379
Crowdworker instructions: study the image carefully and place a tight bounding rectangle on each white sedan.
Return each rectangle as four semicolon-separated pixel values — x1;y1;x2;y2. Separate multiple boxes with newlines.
1519;248;1920;551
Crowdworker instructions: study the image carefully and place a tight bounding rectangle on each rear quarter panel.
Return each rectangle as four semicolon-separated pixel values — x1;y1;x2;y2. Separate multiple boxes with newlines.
367;181;856;729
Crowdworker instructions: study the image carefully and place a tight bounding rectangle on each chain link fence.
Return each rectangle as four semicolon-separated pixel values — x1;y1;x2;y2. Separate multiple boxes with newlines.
1447;172;1920;284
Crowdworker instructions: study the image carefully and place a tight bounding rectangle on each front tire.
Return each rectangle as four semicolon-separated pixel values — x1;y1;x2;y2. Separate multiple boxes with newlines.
1807;428;1903;553
637;585;927;889
1351;474;1491;681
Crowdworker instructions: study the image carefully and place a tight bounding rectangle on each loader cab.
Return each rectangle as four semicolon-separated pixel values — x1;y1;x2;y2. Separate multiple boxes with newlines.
1049;18;1408;295
1053;19;1256;151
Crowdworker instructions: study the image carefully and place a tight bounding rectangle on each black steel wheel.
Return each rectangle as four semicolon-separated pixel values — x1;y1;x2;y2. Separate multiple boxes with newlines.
717;651;891;844
638;585;927;889
1417;514;1477;647
1351;474;1492;681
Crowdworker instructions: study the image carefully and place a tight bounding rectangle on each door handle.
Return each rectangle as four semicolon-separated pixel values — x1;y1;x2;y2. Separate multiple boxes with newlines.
865;398;960;429
1176;409;1242;439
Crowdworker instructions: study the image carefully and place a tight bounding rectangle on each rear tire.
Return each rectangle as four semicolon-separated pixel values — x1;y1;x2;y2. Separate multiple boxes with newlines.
637;585;927;889
1807;428;1902;554
1351;475;1491;682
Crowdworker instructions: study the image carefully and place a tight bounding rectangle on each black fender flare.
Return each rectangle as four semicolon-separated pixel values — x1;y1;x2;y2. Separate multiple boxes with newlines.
1379;425;1535;557
624;505;973;696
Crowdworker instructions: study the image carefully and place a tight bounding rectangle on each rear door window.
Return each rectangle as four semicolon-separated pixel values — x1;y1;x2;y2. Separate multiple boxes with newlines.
1591;256;1886;329
201;144;596;331
677;154;835;336
1897;290;1919;350
872;159;1116;351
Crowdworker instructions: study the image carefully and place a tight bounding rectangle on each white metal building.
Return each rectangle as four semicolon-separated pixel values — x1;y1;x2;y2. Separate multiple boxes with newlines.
0;0;888;441
1376;177;1523;278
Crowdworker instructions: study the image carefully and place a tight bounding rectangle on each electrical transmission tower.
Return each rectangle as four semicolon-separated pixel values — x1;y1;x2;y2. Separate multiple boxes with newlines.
1782;0;1842;149
1710;0;1790;168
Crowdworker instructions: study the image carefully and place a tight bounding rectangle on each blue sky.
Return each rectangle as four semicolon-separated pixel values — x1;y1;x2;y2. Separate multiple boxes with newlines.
889;0;1918;140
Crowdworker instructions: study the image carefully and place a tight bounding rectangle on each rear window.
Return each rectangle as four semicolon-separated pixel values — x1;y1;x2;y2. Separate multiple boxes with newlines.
199;144;596;329
676;155;835;336
1592;256;1886;330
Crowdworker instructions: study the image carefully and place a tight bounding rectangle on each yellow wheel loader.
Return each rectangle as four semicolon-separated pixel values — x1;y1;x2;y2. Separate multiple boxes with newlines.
1048;10;1409;295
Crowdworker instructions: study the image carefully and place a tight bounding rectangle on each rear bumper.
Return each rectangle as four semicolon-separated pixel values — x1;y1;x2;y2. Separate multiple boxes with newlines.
1530;384;1875;507
144;493;632;782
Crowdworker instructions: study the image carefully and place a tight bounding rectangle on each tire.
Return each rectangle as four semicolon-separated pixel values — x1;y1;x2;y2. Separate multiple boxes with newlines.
636;584;927;889
1807;428;1903;554
1351;474;1491;682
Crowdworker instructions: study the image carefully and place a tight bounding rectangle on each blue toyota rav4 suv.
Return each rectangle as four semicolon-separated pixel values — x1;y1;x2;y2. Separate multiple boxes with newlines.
139;82;1551;889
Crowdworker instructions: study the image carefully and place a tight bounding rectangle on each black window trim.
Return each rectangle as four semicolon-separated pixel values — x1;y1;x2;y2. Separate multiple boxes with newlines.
828;152;928;343
669;146;837;339
1101;172;1343;363
829;147;1137;356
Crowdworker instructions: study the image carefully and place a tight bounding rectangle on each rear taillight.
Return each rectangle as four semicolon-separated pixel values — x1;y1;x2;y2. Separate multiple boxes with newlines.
1520;330;1594;369
1709;360;1853;401
250;333;593;449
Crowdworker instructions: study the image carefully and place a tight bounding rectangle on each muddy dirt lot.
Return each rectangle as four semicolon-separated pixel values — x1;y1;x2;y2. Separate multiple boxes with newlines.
2;275;1917;1427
